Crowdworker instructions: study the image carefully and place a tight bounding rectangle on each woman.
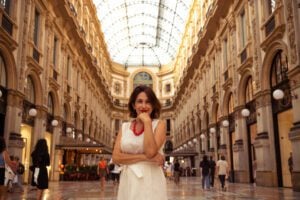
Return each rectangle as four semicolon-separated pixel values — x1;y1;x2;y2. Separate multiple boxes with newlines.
31;139;50;200
112;85;167;200
0;137;15;200
97;156;108;188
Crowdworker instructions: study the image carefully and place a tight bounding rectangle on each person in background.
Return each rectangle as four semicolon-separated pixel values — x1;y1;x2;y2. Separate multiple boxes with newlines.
112;85;167;200
14;156;24;192
165;161;172;180
7;155;17;192
288;152;293;184
199;155;211;190
288;152;293;175
110;160;122;185
97;156;108;189
31;139;50;200
216;155;229;191
209;156;216;188
173;159;180;185
0;137;16;200
252;159;257;186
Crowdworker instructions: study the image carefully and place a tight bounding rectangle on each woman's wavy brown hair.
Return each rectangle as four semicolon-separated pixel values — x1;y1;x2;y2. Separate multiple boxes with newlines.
128;85;161;119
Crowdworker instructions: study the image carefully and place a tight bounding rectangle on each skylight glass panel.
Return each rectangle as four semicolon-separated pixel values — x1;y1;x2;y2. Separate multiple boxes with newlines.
93;0;193;66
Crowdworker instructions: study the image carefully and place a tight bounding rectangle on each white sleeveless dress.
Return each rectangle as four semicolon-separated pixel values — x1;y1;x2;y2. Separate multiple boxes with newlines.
117;120;167;200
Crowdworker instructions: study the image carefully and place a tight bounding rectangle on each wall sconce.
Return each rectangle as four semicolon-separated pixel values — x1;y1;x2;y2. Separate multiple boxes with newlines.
222;120;229;127
86;138;91;143
92;141;96;144
241;108;250;117
200;133;206;139
51;119;58;127
272;89;284;100
209;127;216;133
183;144;188;148
193;138;198;143
272;88;298;100
78;133;82;138
66;127;72;133
188;141;193;146
179;146;183;150
28;108;37;117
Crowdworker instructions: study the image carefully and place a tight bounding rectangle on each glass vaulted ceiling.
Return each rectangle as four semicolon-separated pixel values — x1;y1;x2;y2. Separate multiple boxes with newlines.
93;0;193;67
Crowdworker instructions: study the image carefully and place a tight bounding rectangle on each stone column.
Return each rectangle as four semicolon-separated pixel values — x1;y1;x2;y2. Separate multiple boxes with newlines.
52;149;63;181
288;66;300;191
233;106;250;183
254;91;277;187
50;117;63;181
194;137;201;176
92;154;97;165
284;0;300;191
6;90;25;159
87;154;92;166
218;127;227;158
31;105;48;148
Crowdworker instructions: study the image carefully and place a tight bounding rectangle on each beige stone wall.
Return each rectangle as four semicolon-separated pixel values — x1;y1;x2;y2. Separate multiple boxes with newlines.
0;0;113;181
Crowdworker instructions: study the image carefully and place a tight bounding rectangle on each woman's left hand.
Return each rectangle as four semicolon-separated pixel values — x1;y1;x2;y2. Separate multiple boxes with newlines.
149;153;165;166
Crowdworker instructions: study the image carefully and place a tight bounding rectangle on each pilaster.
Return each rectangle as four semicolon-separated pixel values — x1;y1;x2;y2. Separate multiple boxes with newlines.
253;91;278;186
31;105;48;148
52;149;63;181
288;64;300;191
5;90;25;159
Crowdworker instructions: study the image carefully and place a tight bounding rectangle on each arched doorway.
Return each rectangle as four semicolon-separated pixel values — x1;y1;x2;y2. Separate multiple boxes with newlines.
228;93;235;183
270;50;293;187
0;54;7;138
45;93;54;172
244;76;257;183
21;75;36;183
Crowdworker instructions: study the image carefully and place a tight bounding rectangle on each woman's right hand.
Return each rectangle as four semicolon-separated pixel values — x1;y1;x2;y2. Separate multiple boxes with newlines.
149;153;165;166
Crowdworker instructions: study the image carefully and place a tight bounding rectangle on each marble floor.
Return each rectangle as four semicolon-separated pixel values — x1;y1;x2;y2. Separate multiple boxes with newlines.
5;177;300;200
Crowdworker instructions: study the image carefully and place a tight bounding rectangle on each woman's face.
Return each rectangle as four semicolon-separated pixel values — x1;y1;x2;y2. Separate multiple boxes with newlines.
134;92;153;116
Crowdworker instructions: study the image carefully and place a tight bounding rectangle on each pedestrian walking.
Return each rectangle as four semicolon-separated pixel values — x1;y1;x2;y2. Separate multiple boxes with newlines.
216;155;229;191
173;159;180;185
14;156;24;192
209;156;216;187
199;155;210;190
31;139;50;200
0;137;16;200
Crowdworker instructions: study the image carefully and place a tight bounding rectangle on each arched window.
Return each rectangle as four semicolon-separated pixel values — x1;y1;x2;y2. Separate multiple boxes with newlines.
245;77;254;103
48;93;54;115
0;54;7;87
271;50;288;87
133;72;153;89
26;76;35;103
